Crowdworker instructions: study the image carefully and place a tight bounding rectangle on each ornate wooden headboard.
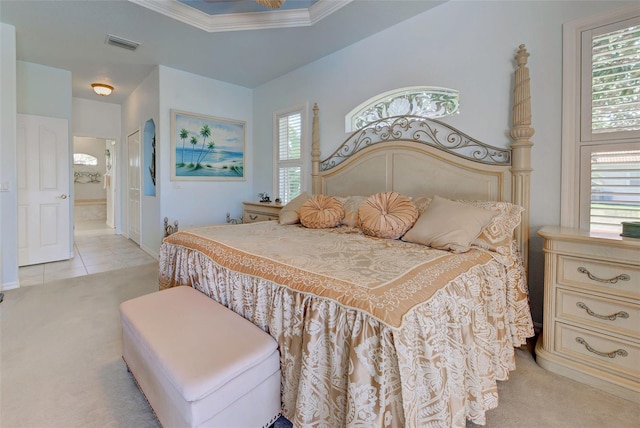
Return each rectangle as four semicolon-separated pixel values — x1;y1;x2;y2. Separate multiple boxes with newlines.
311;45;534;270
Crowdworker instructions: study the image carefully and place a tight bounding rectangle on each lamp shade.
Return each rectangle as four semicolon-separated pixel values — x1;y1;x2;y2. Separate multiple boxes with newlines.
92;83;114;96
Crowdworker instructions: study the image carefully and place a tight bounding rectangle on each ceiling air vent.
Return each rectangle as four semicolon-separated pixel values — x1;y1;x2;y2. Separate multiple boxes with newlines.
106;34;140;51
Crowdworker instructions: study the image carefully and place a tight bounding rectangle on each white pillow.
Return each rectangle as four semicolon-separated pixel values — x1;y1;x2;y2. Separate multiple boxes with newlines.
339;195;367;228
402;195;496;252
278;192;310;225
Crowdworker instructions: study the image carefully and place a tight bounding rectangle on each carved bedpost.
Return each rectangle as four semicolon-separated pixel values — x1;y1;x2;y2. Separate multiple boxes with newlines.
164;217;179;238
311;103;321;194
510;44;534;273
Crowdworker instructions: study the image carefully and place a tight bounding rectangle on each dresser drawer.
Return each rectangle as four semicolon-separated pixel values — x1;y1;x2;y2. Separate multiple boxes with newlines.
242;202;282;224
556;289;640;340
557;256;640;300
555;323;640;380
244;212;277;223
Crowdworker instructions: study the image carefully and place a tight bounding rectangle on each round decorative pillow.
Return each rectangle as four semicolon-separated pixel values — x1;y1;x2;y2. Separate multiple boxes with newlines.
359;192;418;239
299;195;345;229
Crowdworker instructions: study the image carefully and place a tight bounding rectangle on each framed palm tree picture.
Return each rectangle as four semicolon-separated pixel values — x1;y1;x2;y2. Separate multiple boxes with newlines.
170;110;246;181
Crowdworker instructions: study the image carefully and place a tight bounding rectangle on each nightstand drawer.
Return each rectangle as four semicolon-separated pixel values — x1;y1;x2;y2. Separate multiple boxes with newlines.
242;202;283;224
556;289;640;339
558;256;640;299
244;213;277;223
555;323;640;380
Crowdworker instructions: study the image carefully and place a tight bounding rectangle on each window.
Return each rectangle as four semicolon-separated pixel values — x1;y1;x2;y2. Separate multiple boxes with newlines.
344;86;459;132
274;105;306;204
561;6;640;234
73;153;98;166
582;20;640;138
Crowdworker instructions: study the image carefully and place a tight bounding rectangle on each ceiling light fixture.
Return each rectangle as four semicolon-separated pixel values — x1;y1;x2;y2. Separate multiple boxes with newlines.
92;83;114;96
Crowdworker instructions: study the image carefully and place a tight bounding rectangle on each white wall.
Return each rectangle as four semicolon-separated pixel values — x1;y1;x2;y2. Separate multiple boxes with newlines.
73;98;121;140
17;61;72;120
122;67;160;257
158;66;253;230
0;23;17;290
252;0;634;325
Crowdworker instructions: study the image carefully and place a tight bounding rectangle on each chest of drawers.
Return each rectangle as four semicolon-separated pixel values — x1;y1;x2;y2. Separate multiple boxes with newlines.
536;226;640;403
242;201;283;223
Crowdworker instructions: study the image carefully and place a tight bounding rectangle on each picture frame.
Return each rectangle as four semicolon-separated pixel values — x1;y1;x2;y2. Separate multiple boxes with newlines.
171;109;246;181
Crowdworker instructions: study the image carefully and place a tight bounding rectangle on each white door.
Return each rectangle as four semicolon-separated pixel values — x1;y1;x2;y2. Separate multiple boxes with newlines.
17;114;71;266
128;130;141;244
105;139;116;229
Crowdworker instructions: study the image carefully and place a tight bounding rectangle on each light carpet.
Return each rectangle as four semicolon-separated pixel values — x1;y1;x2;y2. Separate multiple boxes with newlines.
1;263;638;427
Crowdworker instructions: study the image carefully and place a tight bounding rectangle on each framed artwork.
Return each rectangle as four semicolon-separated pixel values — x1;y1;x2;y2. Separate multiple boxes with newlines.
171;110;246;181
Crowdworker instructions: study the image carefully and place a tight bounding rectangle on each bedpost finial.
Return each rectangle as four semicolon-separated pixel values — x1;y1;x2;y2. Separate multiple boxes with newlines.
515;44;529;67
313;103;319;116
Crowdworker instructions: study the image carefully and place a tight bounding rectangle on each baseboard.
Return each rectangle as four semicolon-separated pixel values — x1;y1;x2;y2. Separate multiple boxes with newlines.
141;244;159;261
1;280;20;291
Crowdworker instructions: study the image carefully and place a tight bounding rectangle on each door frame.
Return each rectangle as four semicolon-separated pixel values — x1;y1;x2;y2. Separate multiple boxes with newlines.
72;134;121;235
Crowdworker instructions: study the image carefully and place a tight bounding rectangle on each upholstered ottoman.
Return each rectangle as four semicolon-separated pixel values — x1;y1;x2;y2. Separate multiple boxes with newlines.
120;286;281;428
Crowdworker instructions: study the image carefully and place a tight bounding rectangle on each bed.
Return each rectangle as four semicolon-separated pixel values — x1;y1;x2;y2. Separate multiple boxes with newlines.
159;45;536;427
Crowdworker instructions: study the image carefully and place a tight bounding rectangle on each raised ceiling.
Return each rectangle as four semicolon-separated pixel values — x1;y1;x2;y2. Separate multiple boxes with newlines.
130;0;345;32
0;0;444;104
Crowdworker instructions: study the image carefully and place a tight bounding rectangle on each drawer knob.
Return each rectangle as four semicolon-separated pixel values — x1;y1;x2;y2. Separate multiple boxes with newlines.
575;337;628;359
249;214;258;220
577;267;631;284
576;302;629;321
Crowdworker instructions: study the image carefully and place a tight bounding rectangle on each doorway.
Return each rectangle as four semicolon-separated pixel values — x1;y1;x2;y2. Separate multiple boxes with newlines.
72;137;117;235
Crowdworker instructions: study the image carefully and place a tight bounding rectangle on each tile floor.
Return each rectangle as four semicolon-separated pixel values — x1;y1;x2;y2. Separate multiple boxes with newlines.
18;219;157;286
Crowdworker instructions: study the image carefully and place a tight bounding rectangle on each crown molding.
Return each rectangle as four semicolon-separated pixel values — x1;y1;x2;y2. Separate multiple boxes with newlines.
129;0;352;32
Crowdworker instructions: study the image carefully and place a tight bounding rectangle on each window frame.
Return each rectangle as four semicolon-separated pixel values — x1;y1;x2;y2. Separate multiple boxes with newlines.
561;4;640;229
272;103;308;204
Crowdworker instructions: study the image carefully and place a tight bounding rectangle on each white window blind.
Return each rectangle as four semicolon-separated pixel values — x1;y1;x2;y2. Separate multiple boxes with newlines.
275;109;304;204
590;23;640;134
279;113;301;161
588;149;640;234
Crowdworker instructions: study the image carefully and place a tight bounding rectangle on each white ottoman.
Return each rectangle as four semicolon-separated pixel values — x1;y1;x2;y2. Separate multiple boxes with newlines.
120;286;281;428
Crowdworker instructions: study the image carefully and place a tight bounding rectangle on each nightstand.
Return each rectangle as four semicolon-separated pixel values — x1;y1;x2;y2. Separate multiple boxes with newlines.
242;201;283;223
536;226;640;402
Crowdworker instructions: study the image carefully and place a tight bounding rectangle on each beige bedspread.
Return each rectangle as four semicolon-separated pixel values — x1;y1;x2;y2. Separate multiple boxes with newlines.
159;221;534;427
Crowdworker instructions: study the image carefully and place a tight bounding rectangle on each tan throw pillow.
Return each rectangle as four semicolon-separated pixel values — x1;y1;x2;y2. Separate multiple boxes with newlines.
359;192;419;239
402;195;496;252
299;195;345;229
278;192;310;225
